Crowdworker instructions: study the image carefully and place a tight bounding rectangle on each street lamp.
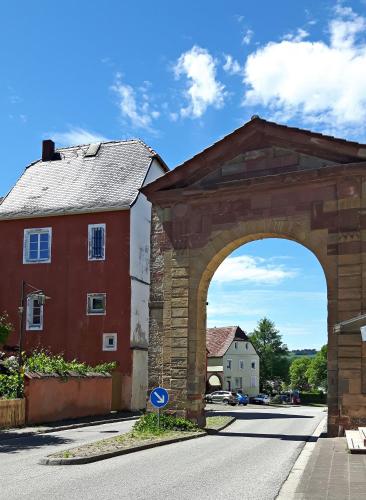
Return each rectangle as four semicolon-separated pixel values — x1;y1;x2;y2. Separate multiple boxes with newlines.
17;280;51;397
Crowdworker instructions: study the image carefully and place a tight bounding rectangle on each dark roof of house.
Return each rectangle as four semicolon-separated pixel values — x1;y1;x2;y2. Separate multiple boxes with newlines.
0;139;168;220
206;326;249;357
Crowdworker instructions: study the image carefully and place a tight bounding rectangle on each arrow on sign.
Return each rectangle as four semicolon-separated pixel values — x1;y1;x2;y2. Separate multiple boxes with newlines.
153;391;165;404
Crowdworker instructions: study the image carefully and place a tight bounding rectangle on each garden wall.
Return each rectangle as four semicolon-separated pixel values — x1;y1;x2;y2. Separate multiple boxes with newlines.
24;373;112;424
0;399;25;428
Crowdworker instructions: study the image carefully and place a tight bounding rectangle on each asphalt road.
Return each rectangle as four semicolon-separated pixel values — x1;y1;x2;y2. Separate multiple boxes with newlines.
0;406;326;500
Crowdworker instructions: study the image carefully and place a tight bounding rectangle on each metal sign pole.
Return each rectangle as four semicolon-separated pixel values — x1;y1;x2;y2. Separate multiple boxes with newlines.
158;408;160;430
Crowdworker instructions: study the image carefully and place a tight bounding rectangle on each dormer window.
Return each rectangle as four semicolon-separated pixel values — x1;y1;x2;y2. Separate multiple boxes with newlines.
88;224;105;260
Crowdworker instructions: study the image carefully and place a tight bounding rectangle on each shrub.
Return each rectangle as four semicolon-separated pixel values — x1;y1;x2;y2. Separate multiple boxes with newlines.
270;395;283;404
24;350;117;378
0;374;22;399
300;391;327;404
0;312;13;345
133;412;199;434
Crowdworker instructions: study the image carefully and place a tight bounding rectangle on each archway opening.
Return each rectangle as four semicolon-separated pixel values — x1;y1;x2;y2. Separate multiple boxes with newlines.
204;237;328;407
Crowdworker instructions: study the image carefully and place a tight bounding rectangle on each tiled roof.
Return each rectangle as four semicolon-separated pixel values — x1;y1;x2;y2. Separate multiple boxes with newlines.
0;139;167;220
206;326;249;357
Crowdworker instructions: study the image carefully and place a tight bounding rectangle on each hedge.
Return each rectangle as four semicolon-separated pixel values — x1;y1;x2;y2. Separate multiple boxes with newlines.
300;392;327;404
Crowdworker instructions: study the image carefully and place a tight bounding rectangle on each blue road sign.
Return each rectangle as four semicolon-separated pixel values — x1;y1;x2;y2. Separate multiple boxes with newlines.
150;387;169;409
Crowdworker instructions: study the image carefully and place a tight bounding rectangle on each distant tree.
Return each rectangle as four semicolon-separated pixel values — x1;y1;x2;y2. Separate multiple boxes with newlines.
289;357;312;391
306;345;327;391
249;318;289;391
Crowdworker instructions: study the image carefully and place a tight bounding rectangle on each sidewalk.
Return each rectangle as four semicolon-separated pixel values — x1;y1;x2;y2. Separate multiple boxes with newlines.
293;434;366;499
0;410;141;441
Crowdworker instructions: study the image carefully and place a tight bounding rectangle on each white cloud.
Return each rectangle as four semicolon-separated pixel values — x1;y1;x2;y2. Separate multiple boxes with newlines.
283;28;309;42
242;29;253;45
111;75;160;130
212;255;298;284
50;127;108;146
174;45;226;118
223;54;242;75
243;6;366;134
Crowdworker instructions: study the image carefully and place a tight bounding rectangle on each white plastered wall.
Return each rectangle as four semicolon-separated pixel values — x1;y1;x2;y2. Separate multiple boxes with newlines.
129;159;165;410
222;340;260;396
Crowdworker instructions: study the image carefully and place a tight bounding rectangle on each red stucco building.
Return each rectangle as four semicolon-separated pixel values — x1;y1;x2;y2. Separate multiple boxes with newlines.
0;139;167;410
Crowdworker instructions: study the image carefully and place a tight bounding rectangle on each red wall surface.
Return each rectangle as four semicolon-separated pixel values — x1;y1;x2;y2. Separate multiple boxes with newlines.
24;374;112;424
0;211;132;376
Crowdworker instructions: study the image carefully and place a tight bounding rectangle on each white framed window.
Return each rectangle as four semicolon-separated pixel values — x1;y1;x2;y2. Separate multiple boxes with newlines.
235;377;242;389
234;342;238;349
87;293;106;315
245;343;249;350
227;379;231;391
251;360;256;369
251;376;257;388
23;228;52;264
226;359;232;370
102;333;117;351
26;296;44;330
239;359;244;370
88;224;106;260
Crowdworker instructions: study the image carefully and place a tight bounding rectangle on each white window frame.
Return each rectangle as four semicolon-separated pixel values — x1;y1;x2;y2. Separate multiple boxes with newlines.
235;377;242;389
87;293;106;315
251;360;256;369
23;228;52;264
239;359;244;370
234;342;238;349
26;295;44;331
88;223;106;261
226;359;232;370
102;333;117;351
251;376;257;388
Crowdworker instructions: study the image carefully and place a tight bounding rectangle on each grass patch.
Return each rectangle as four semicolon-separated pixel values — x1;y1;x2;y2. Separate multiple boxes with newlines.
133;412;199;434
205;416;234;431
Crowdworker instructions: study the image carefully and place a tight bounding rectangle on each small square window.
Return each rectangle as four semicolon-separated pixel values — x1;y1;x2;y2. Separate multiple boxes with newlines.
24;228;52;264
26;295;44;330
87;293;106;315
102;333;117;351
88;224;106;260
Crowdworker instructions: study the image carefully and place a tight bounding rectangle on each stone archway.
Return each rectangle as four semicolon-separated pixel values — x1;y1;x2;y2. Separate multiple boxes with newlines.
142;117;366;436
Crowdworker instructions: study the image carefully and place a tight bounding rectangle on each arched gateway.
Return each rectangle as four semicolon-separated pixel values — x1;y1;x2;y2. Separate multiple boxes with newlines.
142;117;366;437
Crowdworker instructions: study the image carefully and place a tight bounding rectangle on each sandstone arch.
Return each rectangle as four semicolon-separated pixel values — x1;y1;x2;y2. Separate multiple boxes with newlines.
142;117;366;436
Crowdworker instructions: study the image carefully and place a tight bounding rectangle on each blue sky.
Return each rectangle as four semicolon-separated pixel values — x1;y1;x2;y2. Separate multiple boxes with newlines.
2;0;366;349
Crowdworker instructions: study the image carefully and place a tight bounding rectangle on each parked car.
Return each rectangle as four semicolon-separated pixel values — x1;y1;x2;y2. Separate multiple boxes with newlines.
205;391;237;405
250;394;271;405
236;393;249;405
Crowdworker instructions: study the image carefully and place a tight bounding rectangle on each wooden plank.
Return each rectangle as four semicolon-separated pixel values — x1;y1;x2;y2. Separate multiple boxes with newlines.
345;430;366;453
0;399;25;428
358;427;366;447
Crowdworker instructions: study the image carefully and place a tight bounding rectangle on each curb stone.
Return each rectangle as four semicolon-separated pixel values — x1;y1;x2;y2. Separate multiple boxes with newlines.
205;417;236;434
275;416;327;499
39;431;207;465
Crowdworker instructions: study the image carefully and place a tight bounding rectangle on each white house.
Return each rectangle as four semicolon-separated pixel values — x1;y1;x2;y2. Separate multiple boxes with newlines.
206;326;260;396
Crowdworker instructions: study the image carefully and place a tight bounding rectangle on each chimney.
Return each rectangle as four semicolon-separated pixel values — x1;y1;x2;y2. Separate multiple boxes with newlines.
42;139;55;162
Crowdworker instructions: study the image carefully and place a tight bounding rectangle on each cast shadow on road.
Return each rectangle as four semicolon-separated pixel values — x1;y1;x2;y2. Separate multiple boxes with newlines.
213;431;319;442
0;433;73;454
206;411;314;420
